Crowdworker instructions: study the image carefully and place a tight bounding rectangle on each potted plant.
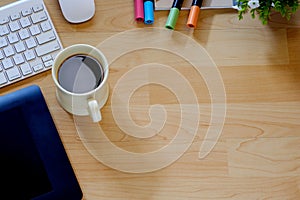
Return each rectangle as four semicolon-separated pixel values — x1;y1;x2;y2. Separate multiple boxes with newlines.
236;0;299;24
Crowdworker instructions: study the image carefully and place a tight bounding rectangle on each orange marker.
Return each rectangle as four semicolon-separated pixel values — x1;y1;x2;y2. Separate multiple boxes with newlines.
187;0;203;28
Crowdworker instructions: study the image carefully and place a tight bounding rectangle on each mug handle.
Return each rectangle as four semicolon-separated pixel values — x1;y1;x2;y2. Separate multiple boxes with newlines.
88;99;102;122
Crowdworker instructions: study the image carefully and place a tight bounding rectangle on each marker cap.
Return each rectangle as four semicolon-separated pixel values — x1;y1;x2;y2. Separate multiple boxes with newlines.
144;1;154;24
134;0;144;22
187;5;200;28
165;7;180;30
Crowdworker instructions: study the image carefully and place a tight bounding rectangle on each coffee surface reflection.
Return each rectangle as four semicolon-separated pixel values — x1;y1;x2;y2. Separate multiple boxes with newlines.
58;55;104;93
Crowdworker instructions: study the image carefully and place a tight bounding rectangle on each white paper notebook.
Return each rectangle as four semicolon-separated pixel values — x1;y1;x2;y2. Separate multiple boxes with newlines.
155;0;237;10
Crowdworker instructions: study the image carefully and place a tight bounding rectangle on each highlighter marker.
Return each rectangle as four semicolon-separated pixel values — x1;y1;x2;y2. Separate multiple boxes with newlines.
187;0;203;28
144;0;154;24
134;0;144;22
165;0;184;30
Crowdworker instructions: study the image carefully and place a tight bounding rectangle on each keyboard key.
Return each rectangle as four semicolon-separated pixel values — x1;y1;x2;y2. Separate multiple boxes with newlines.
31;11;47;24
0;72;7;85
0;37;8;48
44;59;53;68
8;32;19;44
24;50;36;61
20;63;32;75
2;58;14;69
0;25;9;36
29;25;41;35
32;4;44;13
40;21;51;32
42;54;52;62
8;21;21;32
19;29;30;39
13;54;25;65
36;31;56;45
32;63;44;72
0;50;4;60
6;66;21;81
25;37;37;49
0;17;9;25
10;12;21;21
14;41;26;53
35;40;60;57
3;46;15;57
21;8;32;16
20;17;31;28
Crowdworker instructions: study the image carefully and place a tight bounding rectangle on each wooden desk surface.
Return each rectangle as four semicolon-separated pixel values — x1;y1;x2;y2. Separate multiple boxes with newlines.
1;0;300;199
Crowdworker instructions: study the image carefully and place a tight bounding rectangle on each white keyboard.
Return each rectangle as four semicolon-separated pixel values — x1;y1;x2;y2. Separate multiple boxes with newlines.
0;0;63;88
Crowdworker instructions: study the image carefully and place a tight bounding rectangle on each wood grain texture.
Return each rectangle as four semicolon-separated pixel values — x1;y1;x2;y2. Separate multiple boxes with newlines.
1;0;300;199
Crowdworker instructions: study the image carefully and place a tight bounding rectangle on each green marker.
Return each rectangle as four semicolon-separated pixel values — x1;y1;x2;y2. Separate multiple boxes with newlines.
165;0;184;30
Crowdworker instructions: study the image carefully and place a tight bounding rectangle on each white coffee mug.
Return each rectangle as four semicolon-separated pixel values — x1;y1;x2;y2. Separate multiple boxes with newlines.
52;44;109;122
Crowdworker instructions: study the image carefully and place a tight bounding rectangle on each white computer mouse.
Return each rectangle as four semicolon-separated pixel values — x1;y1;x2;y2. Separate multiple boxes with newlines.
58;0;95;23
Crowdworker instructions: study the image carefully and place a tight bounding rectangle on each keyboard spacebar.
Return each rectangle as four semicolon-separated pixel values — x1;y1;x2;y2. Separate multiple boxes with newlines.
35;41;60;57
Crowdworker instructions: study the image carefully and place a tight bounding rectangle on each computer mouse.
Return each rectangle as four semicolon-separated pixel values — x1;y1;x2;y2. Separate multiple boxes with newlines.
58;0;95;23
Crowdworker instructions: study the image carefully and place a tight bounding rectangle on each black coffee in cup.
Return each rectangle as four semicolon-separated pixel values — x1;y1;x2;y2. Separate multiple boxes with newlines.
57;55;104;93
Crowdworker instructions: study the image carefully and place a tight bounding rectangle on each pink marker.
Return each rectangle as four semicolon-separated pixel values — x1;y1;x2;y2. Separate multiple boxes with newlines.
134;0;144;22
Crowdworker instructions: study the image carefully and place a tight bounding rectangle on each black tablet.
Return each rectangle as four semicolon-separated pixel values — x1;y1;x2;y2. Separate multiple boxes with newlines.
0;85;82;200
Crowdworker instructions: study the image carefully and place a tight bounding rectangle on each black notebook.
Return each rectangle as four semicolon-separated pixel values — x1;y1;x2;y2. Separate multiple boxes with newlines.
0;85;82;200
